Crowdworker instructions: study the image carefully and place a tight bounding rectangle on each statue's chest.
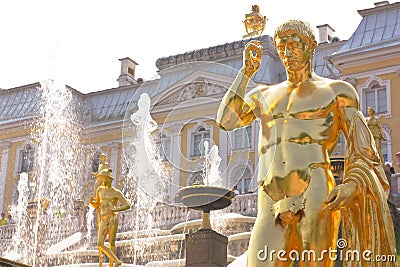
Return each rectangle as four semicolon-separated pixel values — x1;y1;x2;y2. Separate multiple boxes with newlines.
262;87;337;121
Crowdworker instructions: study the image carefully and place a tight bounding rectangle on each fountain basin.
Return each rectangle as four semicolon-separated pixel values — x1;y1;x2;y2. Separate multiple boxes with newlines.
178;185;234;212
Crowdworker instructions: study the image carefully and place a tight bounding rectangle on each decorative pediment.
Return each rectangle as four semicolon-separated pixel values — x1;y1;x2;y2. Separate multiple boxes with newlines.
158;81;228;105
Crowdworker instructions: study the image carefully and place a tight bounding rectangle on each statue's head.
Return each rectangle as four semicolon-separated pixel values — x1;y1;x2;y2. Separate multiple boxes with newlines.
273;20;317;71
98;168;114;183
367;106;375;116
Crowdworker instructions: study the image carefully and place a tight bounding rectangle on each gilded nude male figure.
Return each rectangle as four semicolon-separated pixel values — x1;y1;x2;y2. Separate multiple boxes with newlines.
90;168;130;267
217;20;396;266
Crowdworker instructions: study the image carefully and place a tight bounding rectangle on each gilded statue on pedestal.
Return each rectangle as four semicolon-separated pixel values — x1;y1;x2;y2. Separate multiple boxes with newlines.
89;168;130;267
366;106;386;164
217;20;396;266
243;5;267;38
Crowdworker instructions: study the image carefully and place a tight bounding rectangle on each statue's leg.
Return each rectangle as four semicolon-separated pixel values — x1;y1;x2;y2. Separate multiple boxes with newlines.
297;169;340;267
247;188;294;267
98;220;120;267
109;216;122;266
97;212;102;267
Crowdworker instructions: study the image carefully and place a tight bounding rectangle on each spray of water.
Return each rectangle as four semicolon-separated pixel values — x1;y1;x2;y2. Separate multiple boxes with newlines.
123;93;170;264
30;80;84;266
3;173;30;263
203;141;223;186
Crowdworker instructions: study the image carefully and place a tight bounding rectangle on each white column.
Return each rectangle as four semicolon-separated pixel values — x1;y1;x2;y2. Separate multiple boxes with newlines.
219;129;228;187
108;142;120;187
170;123;182;201
0;141;11;213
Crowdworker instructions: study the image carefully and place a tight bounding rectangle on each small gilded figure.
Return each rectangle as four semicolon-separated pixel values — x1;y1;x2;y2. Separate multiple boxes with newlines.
243;5;267;38
366;106;386;164
89;168;130;267
91;153;109;197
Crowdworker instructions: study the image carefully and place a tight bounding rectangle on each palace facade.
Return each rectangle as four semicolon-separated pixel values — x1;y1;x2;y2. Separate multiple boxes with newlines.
0;1;399;215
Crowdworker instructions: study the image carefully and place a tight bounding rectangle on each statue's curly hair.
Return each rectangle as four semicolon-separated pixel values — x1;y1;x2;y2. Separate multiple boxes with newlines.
274;20;316;44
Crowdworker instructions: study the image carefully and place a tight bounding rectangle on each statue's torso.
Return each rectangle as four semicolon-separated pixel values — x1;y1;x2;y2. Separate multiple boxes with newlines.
99;187;118;217
251;80;340;201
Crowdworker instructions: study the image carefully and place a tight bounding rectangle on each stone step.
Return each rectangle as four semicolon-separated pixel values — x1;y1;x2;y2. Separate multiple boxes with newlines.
0;257;31;267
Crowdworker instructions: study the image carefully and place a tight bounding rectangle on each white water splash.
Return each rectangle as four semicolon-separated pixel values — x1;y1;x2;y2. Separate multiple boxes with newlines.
203;141;222;186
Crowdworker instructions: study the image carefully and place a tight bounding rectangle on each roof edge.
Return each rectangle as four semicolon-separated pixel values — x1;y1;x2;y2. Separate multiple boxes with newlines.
358;1;400;17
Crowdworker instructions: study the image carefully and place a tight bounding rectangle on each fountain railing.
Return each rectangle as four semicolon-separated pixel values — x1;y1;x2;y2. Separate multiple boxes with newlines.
0;194;258;247
0;224;17;240
0;216;82;250
119;193;258;231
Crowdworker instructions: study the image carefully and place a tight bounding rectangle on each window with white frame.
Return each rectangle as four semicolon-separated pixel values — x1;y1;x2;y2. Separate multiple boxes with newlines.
20;144;35;173
363;83;387;115
233;125;252;150
192;127;210;156
233;168;252;194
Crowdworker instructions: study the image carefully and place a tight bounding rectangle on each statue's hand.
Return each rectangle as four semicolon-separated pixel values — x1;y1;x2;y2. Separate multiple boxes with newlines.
323;181;357;211
242;40;263;77
89;196;99;209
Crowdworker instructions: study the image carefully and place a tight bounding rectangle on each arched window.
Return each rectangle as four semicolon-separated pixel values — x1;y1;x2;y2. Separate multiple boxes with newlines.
359;77;390;117
364;83;387;115
192;127;210;156
20;144;35;173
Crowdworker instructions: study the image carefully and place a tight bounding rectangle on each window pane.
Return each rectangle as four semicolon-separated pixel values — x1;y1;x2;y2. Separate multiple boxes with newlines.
237;181;243;194
245;126;252;148
21;150;35;172
193;134;202;156
377;89;387;113
382;143;388;163
234;129;244;149
244;178;251;193
193;130;210;156
365;91;375;114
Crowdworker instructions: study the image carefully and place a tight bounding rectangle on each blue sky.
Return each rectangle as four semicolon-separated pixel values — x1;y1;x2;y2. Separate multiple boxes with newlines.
0;0;373;93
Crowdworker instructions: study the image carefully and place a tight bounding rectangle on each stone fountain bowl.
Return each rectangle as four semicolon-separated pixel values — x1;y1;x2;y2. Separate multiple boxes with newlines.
178;185;235;212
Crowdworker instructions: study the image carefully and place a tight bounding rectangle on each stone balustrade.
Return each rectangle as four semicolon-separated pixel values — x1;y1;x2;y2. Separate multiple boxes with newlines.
0;194;258;249
0;224;17;240
95;193;258;234
0;216;81;254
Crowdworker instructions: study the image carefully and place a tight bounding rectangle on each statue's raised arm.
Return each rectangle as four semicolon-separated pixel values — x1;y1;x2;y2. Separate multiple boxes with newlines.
216;40;263;131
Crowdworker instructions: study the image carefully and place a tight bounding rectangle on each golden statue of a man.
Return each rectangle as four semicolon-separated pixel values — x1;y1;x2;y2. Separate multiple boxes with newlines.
217;20;396;266
89;168;130;267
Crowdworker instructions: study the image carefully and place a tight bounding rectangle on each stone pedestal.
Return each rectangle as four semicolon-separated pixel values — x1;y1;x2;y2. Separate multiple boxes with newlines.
185;229;228;267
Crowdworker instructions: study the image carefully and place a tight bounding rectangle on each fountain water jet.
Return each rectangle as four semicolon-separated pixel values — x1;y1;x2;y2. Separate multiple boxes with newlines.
123;93;171;265
3;173;30;263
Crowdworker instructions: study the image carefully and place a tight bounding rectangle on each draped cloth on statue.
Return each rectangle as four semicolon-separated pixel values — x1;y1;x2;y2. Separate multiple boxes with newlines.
342;111;396;266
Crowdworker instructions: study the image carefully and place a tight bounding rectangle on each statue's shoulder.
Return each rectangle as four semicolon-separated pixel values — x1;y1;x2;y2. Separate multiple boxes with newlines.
329;79;357;98
327;79;359;108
